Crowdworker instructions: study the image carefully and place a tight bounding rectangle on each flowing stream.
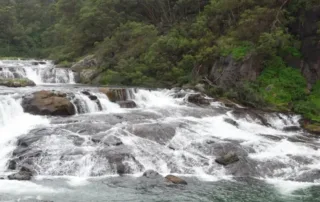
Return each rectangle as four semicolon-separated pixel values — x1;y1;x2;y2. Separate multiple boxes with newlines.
0;60;320;202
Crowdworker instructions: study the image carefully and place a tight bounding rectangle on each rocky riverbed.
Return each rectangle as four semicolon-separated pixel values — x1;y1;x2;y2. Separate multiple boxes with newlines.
1;60;320;202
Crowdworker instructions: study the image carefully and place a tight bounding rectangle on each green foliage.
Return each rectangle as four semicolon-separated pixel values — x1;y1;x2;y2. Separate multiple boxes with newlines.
257;57;307;110
1;0;319;122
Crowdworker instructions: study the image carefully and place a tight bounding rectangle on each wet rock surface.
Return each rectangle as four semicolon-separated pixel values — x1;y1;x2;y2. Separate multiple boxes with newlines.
8;170;32;181
165;175;188;185
215;152;240;166
0;78;36;88
2;87;319;187
22;90;76;116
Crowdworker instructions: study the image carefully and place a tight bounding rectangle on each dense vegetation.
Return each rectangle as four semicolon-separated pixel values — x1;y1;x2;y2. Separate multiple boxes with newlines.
0;0;319;129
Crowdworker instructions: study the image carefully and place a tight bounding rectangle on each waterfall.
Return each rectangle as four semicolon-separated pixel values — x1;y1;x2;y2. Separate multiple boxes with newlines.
71;92;123;114
0;94;49;173
0;60;75;84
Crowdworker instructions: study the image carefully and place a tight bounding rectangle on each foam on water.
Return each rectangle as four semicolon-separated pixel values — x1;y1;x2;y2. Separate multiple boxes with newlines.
0;94;49;173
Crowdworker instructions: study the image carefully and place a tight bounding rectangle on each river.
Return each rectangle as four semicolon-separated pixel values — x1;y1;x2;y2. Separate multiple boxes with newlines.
0;60;319;202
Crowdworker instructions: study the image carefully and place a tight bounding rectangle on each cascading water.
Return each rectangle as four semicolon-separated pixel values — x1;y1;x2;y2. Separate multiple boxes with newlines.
0;63;320;201
0;60;75;84
0;94;49;174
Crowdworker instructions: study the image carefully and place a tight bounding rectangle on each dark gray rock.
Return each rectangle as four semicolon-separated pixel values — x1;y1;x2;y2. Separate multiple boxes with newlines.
215;152;240;166
283;126;301;132
224;118;239;127
8;160;17;170
117;100;137;108
8;171;32;181
128;122;178;145
187;93;212;106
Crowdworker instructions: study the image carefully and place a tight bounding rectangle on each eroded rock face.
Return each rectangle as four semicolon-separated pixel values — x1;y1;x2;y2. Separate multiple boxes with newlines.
0;78;36;88
22;90;76;116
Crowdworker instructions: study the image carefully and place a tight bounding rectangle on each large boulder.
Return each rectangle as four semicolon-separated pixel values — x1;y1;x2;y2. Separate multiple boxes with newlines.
22;90;76;116
0;78;35;88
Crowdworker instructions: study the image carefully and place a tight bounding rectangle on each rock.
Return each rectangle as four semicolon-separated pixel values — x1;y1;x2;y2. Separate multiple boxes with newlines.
187;93;212;106
71;55;100;83
22;90;76;116
165;175;187;185
303;123;320;135
39;61;46;65
32;62;39;65
99;146;143;175
224;118;239;127
0;78;36;88
208;56;262;90
283;126;301;132
8;171;32;181
71;55;98;71
117;100;137;108
88;95;98;101
116;162;126;175
143;170;161;179
215;152;240;166
128;122;177;145
8;160;17;170
195;83;206;92
81;91;91;96
99;88;128;102
217;98;242;108
104;135;123;146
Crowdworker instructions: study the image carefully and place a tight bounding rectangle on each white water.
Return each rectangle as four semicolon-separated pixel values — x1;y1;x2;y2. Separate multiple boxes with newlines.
0;95;49;174
0;86;320;197
0;60;75;84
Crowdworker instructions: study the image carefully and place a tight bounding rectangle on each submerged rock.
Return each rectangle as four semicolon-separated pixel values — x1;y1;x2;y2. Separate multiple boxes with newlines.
0;78;35;88
99;88;129;102
283;126;301;132
8;170;32;181
215;152;240;166
143;170;161;179
224;118;239;127
22;90;76;116
165;175;187;185
117;100;137;108
187;93;212;106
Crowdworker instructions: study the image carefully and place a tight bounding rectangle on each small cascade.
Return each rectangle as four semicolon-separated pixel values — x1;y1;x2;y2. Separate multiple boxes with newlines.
0;60;75;84
71;91;123;114
0;94;48;173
